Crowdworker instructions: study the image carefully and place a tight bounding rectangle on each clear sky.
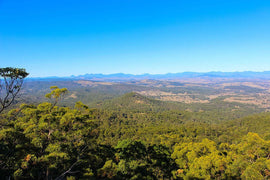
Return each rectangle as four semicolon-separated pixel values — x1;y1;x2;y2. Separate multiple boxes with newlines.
0;0;269;77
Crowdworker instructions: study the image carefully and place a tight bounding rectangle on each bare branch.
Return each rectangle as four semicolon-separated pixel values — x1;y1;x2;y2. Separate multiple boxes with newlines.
55;159;81;180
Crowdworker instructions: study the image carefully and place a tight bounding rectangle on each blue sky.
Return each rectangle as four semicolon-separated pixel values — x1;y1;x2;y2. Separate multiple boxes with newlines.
0;0;269;77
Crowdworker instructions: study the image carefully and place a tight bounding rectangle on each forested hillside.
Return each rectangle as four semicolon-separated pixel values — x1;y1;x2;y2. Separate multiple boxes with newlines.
2;0;270;178
1;86;270;179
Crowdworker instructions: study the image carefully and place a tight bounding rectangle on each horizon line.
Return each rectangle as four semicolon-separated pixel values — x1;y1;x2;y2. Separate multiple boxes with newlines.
26;70;270;78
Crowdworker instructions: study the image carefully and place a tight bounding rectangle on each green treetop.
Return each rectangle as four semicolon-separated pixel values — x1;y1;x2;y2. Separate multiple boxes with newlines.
0;67;29;113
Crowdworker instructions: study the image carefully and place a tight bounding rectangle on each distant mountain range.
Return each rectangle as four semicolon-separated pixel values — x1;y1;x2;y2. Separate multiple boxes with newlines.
27;71;270;81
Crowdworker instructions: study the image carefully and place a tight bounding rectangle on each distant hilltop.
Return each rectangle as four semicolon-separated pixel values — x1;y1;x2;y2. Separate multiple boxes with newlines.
27;71;270;81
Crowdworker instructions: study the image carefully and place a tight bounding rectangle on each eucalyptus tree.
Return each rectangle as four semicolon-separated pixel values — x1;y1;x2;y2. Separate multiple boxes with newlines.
0;67;29;113
0;87;99;179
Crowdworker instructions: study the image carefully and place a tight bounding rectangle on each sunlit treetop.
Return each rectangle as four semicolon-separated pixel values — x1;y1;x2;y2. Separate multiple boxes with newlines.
0;67;29;113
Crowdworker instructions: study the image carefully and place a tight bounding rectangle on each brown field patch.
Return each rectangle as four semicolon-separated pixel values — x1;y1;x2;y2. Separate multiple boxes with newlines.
69;93;77;99
76;80;114;86
137;90;209;103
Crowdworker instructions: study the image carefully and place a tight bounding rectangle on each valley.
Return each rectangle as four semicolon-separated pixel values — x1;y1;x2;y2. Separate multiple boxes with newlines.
21;77;270;116
3;75;270;179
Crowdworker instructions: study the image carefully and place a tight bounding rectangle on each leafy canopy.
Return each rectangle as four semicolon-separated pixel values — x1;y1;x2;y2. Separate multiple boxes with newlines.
0;67;29;113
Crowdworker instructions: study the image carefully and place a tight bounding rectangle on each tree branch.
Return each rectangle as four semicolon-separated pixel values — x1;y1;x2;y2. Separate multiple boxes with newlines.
55;159;81;180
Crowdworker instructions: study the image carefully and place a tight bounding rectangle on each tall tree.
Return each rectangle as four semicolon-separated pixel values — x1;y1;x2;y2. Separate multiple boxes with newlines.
0;67;29;113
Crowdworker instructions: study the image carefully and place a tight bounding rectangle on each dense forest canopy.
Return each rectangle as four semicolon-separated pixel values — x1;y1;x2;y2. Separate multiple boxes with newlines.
1;83;270;179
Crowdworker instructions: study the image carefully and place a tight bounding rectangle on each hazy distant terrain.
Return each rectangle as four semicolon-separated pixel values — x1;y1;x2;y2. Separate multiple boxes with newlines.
12;72;270;125
23;72;270;109
30;71;270;81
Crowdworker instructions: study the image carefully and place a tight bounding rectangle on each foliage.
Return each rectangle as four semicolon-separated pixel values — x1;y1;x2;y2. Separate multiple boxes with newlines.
0;90;98;179
1;85;270;179
45;86;68;107
0;67;29;113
